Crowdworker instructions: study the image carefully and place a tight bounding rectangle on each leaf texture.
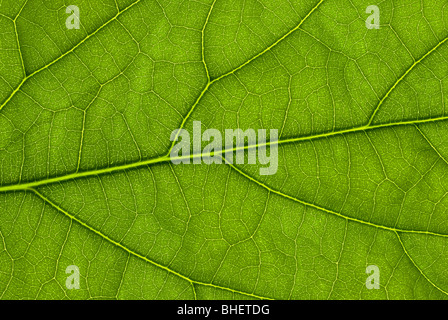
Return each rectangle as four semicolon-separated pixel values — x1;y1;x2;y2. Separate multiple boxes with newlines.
0;0;448;299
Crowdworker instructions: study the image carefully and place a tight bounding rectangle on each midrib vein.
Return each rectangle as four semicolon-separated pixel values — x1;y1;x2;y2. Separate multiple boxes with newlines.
29;188;273;300
1;0;447;192
1;114;448;193
2;0;446;193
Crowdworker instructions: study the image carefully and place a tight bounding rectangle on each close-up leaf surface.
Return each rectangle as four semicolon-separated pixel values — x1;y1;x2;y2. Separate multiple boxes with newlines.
0;0;448;300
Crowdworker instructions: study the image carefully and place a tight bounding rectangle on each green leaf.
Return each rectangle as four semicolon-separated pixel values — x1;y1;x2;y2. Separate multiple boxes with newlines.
1;0;448;300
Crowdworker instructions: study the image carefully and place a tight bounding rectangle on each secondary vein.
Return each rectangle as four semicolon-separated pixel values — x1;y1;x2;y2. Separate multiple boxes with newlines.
29;187;273;300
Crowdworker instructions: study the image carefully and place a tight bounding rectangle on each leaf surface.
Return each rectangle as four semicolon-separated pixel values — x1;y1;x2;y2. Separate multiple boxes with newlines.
0;0;448;299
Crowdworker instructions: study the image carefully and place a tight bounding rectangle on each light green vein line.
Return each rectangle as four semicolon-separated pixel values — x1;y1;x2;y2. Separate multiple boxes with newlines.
367;36;448;126
202;0;217;81
277;114;448;146
167;82;212;154
414;124;448;166
29;188;273;300
211;0;325;83
0;155;170;192
2;115;448;193
0;0;143;112
223;158;448;239
13;0;28;76
167;0;325;153
0;12;13;21
394;231;448;296
13;22;26;77
191;283;197;300
14;0;29;21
